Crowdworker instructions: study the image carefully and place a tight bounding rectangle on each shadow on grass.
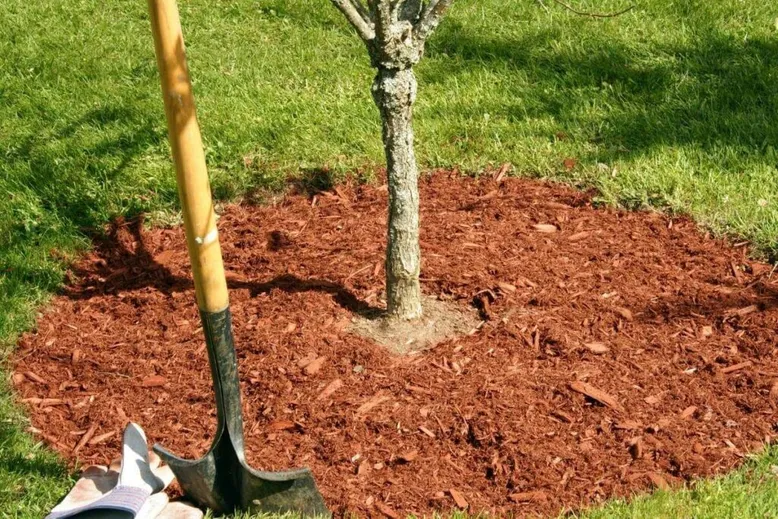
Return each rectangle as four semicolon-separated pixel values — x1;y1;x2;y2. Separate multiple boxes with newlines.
426;18;778;164
0;102;169;296
0;399;70;505
288;167;338;197
5;104;167;231
0;443;66;482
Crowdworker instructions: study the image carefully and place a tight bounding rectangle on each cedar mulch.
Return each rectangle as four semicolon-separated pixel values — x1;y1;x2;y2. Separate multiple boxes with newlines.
13;172;778;517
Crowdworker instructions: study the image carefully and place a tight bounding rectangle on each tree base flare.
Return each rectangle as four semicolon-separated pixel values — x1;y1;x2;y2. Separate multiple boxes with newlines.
349;295;480;354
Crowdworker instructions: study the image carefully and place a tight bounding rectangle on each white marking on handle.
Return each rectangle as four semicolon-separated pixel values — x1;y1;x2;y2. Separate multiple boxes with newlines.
195;228;218;246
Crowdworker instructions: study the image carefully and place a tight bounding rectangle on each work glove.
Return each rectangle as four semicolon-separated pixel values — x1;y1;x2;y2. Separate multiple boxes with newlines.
45;423;202;519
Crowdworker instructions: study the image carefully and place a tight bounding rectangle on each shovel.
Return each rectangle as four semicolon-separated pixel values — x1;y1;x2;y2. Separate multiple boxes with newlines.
146;0;329;515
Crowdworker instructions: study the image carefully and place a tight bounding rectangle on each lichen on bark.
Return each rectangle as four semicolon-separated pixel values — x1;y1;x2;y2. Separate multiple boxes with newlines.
372;67;422;320
330;0;455;321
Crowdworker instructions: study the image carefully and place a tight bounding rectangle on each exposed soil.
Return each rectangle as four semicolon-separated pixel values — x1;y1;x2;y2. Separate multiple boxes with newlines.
350;295;480;354
13;172;778;517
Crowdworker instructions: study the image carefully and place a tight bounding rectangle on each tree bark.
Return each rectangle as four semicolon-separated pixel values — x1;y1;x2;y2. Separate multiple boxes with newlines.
372;66;423;320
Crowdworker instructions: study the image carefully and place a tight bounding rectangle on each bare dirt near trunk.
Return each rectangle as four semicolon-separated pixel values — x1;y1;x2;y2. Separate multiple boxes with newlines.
350;294;480;353
13;172;778;517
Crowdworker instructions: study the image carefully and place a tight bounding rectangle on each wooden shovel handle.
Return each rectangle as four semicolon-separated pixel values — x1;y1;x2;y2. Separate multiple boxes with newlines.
147;0;228;313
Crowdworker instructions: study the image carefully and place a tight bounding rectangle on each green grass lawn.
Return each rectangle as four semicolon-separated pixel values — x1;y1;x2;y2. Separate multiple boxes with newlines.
2;0;778;516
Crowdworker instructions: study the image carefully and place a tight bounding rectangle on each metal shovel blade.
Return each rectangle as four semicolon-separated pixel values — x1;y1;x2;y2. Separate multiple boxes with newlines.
154;309;329;516
155;430;327;515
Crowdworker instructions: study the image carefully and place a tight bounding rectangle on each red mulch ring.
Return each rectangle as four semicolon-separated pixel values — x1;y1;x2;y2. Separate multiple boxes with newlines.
13;172;778;517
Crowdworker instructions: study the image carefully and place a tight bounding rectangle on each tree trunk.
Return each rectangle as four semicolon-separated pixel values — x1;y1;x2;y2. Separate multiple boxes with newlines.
372;66;423;320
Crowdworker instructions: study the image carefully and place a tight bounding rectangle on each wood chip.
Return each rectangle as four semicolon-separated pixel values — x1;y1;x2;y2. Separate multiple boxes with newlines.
24;371;46;384
475;189;499;202
533;224;558;233
155;250;174;264
88;431;116;446
316;379;343;400
732;305;758;316
628;437;643;460
32;429;66;450
615;307;634;321
374;502;399;519
476;293;494;320
71;349;82;364
448;488;468;509
731;261;744;283
680;405;698;419
267;420;296;431
296;353;317;368
398;450;418;463
72;396;92;410
614;420;641;430
356;460;370;478
419;426;436;438
494;162;511;182
497;282;517;293
721;361;752;374
551;410;574;423
568;231;591;242
74;424;98;453
58;381;78;392
11;372;26;386
304;356;326;375
356;394;391;415
647;472;670;490
769;380;778;402
584;342;609;355
508;491;548;503
569;380;625;413
405;384;433;395
644;395;661;405
22;397;66;406
141;375;167;388
284;322;297;333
